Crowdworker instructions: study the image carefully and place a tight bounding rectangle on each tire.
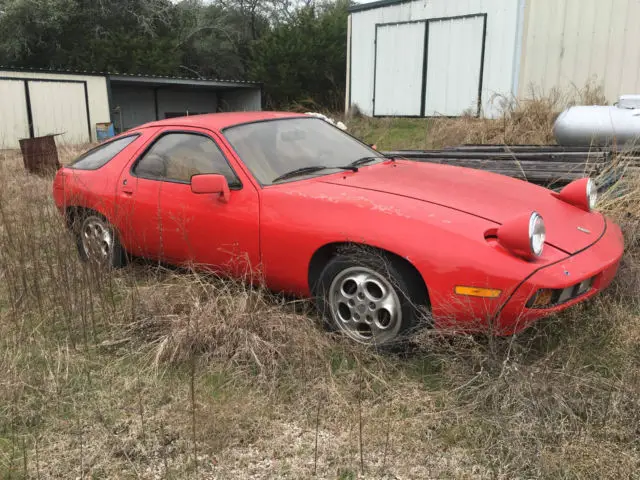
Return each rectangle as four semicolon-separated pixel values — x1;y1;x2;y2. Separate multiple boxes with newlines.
75;212;127;268
314;249;428;348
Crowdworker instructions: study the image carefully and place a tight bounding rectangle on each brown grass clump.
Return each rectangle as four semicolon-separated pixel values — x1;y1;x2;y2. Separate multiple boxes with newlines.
127;272;332;374
348;81;608;150
598;167;640;299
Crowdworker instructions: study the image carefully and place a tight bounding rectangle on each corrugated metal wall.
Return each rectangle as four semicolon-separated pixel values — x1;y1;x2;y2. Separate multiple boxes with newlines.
218;89;262;111
349;0;522;118
157;89;217;117
519;0;640;103
28;81;90;144
111;86;219;131
0;71;110;148
0;80;30;147
111;85;156;132
373;22;426;116
424;15;487;116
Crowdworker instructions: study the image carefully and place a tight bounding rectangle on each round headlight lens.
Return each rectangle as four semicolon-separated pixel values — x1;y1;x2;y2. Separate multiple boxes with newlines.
586;178;597;210
529;212;546;257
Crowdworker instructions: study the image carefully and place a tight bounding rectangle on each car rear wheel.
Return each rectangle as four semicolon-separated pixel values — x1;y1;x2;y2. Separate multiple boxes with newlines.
76;213;127;268
315;252;427;348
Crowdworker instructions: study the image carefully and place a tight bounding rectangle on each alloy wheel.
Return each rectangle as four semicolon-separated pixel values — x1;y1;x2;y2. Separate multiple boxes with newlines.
329;266;403;345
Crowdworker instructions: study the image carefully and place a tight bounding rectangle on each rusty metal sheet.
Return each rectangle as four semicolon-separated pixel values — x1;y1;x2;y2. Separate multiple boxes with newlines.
18;135;61;175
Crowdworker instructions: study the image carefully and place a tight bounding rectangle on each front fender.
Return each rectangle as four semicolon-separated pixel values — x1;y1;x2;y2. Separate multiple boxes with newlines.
259;182;564;327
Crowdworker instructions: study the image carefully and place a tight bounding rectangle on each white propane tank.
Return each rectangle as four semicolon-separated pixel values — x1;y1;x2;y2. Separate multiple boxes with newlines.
617;95;640;109
554;96;640;147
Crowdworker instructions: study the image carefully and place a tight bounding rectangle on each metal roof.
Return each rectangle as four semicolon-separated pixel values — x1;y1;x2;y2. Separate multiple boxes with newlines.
108;73;258;89
0;66;260;87
348;0;412;13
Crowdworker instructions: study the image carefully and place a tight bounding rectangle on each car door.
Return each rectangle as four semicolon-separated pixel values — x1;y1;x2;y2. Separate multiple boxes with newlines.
130;129;260;275
112;127;167;259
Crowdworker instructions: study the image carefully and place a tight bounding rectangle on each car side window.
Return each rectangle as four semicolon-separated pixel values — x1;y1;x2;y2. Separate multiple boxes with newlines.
70;135;139;170
133;133;241;187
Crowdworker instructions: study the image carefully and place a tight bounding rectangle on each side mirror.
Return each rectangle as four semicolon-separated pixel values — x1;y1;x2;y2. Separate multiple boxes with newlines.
191;174;230;203
370;144;378;150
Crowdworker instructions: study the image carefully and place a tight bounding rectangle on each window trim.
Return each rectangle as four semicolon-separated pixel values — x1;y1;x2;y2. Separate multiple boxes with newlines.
221;116;382;187
129;130;243;190
68;133;141;171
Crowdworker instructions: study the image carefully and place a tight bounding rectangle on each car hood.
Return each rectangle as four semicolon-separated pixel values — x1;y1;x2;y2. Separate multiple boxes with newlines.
319;161;604;254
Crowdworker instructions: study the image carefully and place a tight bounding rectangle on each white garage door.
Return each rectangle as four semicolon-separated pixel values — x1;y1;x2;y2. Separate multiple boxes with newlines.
0;80;30;149
424;15;486;117
28;81;90;145
373;22;426;116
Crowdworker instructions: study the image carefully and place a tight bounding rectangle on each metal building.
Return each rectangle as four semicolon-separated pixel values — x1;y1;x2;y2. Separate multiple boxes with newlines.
346;0;640;118
0;67;262;149
519;0;640;103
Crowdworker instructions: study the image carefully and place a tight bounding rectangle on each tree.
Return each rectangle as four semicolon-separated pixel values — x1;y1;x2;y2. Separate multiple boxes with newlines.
249;0;349;110
0;0;351;110
175;0;268;80
0;0;182;73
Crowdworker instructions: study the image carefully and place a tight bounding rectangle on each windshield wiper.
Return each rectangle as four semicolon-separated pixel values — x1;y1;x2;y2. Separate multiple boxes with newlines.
272;156;390;184
346;156;385;169
272;165;357;183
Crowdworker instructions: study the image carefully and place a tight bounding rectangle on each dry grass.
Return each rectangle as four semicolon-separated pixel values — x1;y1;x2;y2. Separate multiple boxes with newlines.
1;92;639;479
347;82;608;150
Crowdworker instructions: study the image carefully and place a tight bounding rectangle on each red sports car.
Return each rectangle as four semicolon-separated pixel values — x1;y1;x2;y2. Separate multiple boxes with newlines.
53;112;624;346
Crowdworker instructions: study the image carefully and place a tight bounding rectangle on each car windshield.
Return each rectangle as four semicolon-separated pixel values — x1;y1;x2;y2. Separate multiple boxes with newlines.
223;117;383;185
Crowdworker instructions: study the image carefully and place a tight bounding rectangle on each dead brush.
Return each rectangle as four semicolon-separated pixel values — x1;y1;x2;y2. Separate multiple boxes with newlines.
597;163;640;299
347;80;608;150
427;82;608;148
126;270;333;376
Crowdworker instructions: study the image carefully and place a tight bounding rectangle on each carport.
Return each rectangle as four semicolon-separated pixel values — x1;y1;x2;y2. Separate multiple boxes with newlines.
108;73;263;133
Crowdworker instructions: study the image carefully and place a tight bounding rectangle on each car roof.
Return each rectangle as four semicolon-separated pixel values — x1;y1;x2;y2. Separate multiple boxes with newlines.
140;111;308;131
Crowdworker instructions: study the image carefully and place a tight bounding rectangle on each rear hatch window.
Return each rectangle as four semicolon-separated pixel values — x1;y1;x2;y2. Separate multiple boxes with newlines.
69;135;139;170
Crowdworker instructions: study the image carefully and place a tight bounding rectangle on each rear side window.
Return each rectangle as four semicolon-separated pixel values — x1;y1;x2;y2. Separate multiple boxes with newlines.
70;135;139;170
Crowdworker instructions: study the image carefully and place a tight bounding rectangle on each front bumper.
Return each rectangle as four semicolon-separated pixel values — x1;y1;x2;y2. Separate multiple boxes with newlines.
493;218;624;335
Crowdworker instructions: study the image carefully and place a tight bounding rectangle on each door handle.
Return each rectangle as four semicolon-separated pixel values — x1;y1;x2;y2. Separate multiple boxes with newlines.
121;179;134;195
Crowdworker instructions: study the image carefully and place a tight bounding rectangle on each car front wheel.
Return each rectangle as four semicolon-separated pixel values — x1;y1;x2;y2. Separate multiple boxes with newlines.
76;213;127;268
315;251;427;348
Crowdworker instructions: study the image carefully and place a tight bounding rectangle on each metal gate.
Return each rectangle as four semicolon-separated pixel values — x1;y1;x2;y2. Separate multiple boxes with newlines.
373;21;427;117
424;15;487;117
0;79;30;148
371;14;487;118
28;81;90;144
0;77;91;149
